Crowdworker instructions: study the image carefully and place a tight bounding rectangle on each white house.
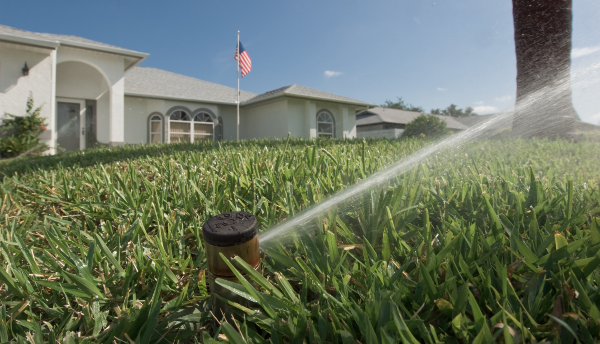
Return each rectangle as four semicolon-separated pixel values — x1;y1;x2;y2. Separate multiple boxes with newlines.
0;24;373;154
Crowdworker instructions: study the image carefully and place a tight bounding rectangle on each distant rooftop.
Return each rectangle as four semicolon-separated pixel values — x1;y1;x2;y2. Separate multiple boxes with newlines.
244;84;373;106
357;107;469;130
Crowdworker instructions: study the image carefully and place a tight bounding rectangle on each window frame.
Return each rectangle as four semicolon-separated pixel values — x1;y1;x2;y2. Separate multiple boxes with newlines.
317;110;335;138
147;112;165;144
169;109;193;143
192;112;215;142
166;107;217;143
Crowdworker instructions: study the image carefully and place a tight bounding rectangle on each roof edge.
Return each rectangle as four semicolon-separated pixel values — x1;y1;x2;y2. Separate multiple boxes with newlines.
59;41;149;59
0;33;59;49
125;92;238;106
242;91;375;107
0;32;149;60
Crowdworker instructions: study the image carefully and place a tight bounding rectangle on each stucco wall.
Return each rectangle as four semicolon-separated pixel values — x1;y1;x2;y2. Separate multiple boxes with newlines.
286;99;306;138
56;61;109;99
286;99;358;139
244;99;288;139
124;96;228;144
97;91;110;143
121;96;361;143
218;105;240;141
357;124;386;131
0;42;53;143
346;106;357;138
358;128;404;139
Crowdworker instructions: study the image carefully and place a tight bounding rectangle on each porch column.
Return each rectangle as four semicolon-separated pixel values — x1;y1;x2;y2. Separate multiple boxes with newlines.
340;105;349;138
304;100;316;138
109;76;125;146
49;49;57;154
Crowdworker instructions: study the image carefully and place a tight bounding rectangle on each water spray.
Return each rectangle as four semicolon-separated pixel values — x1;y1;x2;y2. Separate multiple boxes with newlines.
259;61;600;248
202;211;260;317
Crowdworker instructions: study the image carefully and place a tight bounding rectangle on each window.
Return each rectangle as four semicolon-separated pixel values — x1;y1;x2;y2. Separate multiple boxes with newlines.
149;114;163;143
167;108;215;143
193;112;214;142
169;110;192;142
317;111;335;138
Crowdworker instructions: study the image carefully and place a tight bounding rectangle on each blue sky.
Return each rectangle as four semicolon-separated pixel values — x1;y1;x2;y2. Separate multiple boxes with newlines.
2;0;600;124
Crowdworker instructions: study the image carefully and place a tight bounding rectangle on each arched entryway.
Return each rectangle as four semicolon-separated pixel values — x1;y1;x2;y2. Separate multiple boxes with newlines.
55;61;110;152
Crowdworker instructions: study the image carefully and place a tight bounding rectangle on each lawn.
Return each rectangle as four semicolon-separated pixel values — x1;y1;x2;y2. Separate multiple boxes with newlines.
1;137;599;343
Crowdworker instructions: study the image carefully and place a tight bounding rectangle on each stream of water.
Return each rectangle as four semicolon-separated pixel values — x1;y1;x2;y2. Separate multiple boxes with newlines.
259;61;599;247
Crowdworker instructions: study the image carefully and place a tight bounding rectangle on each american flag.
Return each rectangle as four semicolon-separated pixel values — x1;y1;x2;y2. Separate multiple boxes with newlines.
235;41;252;77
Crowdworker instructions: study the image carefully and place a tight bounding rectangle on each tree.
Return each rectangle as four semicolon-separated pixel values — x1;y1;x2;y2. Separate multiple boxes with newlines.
381;97;424;112
430;104;478;117
403;114;450;139
511;0;578;138
0;94;49;158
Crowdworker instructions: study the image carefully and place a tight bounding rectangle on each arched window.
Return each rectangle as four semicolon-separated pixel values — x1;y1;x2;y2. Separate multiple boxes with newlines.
193;112;214;142
317;110;335;138
149;114;163;143
167;107;217;143
169;110;192;142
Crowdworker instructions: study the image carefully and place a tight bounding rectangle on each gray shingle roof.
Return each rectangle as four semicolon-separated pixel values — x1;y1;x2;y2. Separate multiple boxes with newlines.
356;107;469;130
244;84;373;106
0;24;147;57
125;69;371;106
0;24;53;42
125;67;258;104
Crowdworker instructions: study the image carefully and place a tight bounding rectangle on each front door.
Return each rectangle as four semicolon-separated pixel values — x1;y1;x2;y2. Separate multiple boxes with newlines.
56;98;86;152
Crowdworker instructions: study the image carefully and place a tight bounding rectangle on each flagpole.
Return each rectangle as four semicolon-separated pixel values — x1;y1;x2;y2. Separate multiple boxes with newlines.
236;30;240;141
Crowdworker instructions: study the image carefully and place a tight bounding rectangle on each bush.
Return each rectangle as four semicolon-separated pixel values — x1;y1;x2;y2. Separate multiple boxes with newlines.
0;94;48;158
403;114;450;138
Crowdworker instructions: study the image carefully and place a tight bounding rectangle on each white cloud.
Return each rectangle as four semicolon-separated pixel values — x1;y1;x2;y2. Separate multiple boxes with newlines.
324;70;343;78
494;95;511;102
473;105;499;114
474;101;484;105
572;46;600;58
437;88;447;91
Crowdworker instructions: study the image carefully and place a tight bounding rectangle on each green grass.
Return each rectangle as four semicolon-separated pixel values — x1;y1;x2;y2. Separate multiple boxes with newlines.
0;137;599;343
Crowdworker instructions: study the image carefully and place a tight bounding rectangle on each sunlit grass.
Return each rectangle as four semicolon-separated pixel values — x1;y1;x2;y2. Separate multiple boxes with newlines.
0;137;599;343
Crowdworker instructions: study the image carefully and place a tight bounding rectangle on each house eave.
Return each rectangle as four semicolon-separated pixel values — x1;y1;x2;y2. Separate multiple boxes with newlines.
0;33;59;49
242;92;375;107
125;92;238;106
59;42;149;59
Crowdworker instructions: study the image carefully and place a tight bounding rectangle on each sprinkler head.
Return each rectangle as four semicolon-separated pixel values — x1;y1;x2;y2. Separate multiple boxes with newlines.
202;212;260;317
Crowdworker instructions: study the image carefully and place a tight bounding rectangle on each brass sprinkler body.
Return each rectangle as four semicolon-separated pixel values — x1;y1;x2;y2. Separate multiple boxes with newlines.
202;212;259;317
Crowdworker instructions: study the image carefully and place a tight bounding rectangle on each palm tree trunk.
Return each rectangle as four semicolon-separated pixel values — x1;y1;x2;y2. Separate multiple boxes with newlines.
511;0;579;139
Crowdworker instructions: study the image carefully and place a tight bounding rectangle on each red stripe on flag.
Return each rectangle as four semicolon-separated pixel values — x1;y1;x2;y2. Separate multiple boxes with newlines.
234;45;252;77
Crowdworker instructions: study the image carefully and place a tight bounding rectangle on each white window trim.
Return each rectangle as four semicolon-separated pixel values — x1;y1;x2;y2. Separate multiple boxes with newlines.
149;115;163;143
317;111;335;138
168;111;216;143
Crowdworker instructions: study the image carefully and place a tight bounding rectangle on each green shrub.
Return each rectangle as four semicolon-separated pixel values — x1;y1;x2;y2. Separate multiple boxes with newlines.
403;114;450;138
0;94;49;158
